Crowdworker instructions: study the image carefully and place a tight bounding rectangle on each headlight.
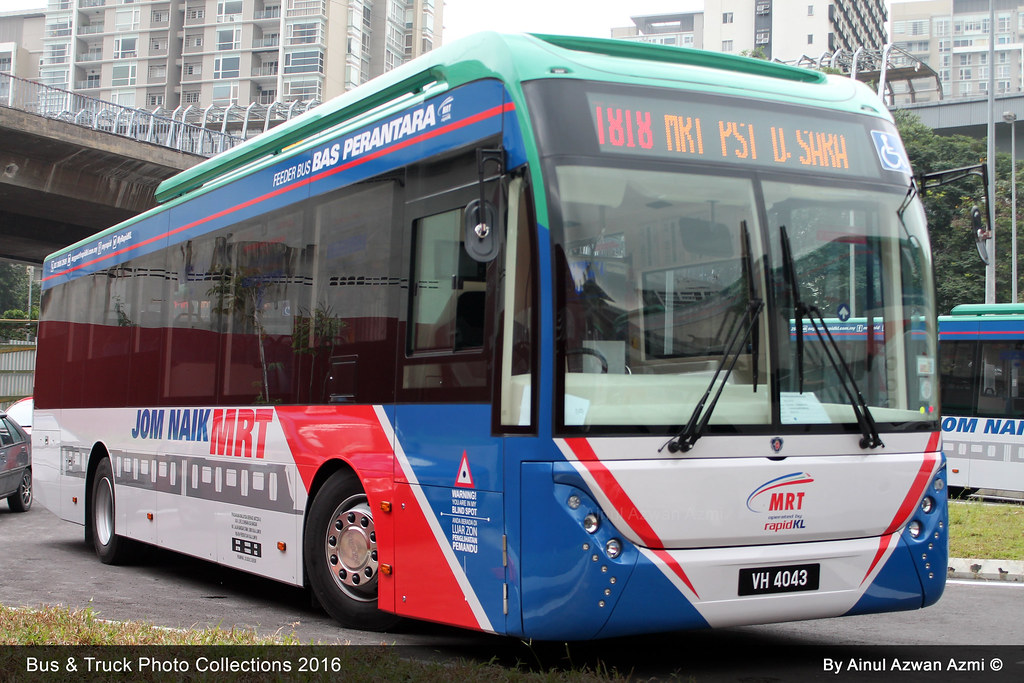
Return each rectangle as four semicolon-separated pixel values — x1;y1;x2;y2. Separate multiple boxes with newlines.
583;513;600;534
908;520;923;538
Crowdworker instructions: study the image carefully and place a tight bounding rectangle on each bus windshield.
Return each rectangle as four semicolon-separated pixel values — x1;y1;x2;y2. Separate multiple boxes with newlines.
550;164;936;433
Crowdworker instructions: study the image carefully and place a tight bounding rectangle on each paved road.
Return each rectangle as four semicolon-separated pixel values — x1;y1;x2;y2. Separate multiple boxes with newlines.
2;504;1022;679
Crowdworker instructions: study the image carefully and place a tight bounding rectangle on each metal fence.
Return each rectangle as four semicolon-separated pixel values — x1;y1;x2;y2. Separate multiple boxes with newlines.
0;343;35;408
0;72;243;156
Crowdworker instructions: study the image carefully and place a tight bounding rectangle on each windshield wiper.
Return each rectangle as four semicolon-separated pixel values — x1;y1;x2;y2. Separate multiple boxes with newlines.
779;225;884;450
741;220;760;392
780;225;806;392
661;298;763;454
662;221;763;454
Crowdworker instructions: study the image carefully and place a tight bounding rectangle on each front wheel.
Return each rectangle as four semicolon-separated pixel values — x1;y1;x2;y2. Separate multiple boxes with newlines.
304;471;399;631
7;468;31;512
90;458;134;564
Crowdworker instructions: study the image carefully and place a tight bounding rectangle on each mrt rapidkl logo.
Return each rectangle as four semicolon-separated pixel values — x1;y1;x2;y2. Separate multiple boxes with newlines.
745;472;814;513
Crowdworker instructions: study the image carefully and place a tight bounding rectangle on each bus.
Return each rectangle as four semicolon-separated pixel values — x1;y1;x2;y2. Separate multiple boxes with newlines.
939;303;1024;496
33;33;947;639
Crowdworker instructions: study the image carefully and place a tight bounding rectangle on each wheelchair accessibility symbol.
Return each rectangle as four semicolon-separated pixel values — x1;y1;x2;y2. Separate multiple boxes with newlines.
871;130;911;174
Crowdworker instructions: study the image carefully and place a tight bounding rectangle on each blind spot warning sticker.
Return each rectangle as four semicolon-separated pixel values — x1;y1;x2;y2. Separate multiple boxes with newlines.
455;451;474;488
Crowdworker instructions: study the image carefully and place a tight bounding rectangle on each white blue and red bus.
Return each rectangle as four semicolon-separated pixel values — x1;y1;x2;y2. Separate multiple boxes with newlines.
33;33;946;639
939;303;1024;496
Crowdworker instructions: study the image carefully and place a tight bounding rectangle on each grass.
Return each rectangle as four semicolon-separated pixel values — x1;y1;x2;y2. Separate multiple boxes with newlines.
948;500;1024;561
0;605;629;682
0;604;296;646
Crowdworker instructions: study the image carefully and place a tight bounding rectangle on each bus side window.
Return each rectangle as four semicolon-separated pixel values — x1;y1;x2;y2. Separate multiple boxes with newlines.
939;340;977;415
402;203;490;400
409;208;487;354
977;341;1023;418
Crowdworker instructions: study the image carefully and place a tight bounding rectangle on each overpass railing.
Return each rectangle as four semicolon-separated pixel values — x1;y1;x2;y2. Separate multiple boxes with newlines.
0;72;241;156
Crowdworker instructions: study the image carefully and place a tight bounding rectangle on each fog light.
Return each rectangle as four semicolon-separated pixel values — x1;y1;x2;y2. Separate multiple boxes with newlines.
908;520;922;538
921;496;934;514
584;513;600;534
606;538;622;559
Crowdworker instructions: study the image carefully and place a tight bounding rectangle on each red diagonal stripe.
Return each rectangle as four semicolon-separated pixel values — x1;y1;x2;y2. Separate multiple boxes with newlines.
564;438;699;597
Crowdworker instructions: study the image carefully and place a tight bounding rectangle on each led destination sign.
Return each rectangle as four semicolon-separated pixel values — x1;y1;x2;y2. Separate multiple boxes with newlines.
587;92;896;178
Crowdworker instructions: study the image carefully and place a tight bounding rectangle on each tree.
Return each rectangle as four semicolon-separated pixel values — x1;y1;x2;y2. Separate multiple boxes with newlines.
0;264;34;317
893;109;1022;313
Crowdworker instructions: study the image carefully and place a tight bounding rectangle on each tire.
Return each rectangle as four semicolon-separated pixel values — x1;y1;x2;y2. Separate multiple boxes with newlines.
304;471;399;631
90;458;134;564
7;468;31;512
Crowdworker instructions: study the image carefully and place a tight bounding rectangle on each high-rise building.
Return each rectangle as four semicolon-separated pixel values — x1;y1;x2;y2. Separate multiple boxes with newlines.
612;1;887;64
890;0;1024;104
30;0;441;111
0;8;45;80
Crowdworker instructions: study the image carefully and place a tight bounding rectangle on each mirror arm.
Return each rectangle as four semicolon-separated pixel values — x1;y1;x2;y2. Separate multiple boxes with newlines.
475;148;506;238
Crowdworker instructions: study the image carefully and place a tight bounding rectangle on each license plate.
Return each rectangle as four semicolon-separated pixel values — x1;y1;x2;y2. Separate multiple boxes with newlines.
738;563;820;596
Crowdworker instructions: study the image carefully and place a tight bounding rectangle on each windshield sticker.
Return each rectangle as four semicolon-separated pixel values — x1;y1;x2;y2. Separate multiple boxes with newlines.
870;130;912;174
780;392;831;424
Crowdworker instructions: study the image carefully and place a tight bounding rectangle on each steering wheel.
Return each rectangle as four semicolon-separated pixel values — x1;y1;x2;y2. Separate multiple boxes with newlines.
566;347;608;374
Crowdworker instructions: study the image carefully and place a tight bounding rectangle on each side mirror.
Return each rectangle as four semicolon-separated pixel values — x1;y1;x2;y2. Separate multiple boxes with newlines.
971;205;991;265
464;199;500;262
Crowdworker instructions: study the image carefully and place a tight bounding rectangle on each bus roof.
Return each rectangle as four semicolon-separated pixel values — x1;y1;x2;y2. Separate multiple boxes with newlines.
948;303;1024;317
47;32;887;265
153;31;874;204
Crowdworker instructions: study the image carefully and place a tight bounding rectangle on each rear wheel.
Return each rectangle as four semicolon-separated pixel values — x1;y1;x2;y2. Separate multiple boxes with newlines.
90;458;134;564
7;468;31;512
304;471;399;631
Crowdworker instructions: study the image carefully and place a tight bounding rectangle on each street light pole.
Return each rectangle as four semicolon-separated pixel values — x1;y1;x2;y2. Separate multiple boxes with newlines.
1006;111;1019;304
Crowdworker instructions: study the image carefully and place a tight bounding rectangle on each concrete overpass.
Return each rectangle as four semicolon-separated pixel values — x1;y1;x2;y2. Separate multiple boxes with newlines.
0;106;203;264
899;93;1024;153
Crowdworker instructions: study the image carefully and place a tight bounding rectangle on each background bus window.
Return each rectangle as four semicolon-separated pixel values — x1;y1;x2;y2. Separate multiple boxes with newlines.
977;341;1024;418
939;340;976;415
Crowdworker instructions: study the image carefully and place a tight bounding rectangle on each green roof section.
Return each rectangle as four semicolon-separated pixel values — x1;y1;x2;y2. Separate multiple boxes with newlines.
532;33;825;84
155;32;853;204
949;303;1024;316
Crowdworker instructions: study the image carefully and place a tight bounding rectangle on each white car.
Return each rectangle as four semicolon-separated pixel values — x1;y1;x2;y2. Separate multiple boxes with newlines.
6;397;31;434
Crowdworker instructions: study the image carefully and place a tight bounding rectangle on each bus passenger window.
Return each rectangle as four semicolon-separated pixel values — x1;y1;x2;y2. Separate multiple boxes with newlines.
977;341;1024;418
939;340;976;415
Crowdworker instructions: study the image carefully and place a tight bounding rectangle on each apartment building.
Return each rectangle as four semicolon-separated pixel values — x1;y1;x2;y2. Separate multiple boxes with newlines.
891;0;1024;104
1;9;45;80
611;1;887;64
30;0;441;110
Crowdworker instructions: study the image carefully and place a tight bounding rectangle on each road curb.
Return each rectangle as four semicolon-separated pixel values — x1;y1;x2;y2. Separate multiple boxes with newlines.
948;557;1024;582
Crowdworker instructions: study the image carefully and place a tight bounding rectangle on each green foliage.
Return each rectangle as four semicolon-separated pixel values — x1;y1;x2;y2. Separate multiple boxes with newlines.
894;109;1022;312
739;46;768;61
0;265;39;342
0;263;35;316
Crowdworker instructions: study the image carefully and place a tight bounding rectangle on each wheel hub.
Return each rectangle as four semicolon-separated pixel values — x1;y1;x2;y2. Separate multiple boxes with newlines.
325;496;377;600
